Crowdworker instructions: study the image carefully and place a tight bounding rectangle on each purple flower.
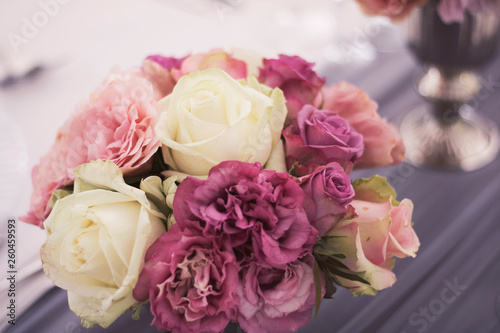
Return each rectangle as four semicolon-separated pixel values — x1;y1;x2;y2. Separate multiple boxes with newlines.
437;0;466;23
237;254;318;333
173;161;317;267
298;163;355;236
437;0;500;23
283;105;364;172
133;224;239;333
258;55;325;126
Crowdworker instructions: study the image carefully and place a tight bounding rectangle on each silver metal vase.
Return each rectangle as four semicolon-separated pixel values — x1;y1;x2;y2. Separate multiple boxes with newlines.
400;0;500;171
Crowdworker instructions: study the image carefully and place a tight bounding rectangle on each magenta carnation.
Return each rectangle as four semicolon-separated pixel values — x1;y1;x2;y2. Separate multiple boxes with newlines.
283;105;364;172
133;224;239;333
258;55;325;126
173;161;317;267
237;254;318;333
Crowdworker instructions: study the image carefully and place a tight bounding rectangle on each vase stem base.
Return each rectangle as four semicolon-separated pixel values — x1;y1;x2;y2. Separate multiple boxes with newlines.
400;104;500;171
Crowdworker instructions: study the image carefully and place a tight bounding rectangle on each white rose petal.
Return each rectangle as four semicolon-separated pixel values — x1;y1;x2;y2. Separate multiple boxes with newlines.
41;160;166;328
155;68;287;176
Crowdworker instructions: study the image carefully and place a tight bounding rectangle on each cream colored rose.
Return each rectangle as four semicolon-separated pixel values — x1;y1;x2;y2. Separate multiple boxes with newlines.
155;68;287;176
41;160;166;328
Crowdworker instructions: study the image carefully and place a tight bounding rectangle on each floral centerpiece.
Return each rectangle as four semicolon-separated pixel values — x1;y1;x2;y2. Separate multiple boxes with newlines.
22;49;420;333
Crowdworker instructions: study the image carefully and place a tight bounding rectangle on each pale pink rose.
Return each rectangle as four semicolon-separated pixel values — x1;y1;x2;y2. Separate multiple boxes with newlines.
327;197;419;295
172;48;248;81
387;199;421;258
350;199;419;264
320;82;405;169
21;69;162;227
355;0;428;21
326;220;397;295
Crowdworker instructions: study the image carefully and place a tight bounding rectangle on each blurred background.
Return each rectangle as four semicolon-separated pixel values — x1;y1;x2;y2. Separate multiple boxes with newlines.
2;1;500;332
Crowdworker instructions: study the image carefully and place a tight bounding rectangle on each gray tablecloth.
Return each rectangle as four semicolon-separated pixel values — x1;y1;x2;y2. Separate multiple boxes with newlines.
5;41;500;333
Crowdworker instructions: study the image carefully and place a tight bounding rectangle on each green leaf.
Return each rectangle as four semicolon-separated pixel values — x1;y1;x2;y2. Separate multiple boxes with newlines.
352;175;399;205
288;162;300;177
314;253;371;293
81;319;95;329
332;267;370;284
313;236;349;257
323;274;337;299
48;189;72;209
320;235;348;240
313;261;323;319
140;176;170;219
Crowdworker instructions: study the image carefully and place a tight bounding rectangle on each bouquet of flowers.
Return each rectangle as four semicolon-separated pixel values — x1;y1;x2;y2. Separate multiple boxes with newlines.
355;0;500;23
22;49;420;333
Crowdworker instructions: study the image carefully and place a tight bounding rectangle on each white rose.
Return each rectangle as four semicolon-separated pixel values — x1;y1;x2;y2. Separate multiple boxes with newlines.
41;160;166;328
155;68;287;176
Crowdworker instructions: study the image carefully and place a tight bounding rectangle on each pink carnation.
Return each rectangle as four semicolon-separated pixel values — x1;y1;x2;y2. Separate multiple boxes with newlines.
133;224;239;333
21;70;161;227
320;82;405;169
20;145;67;227
237;254;318;333
173;161;317;267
